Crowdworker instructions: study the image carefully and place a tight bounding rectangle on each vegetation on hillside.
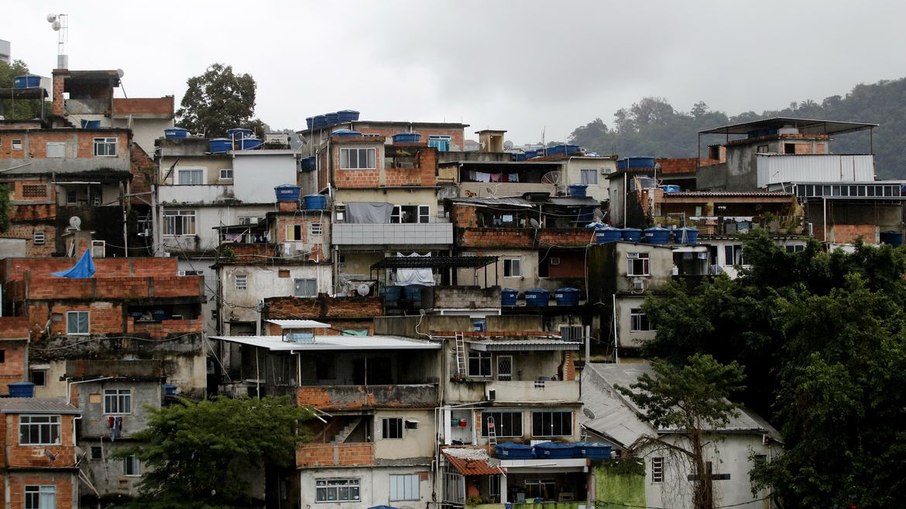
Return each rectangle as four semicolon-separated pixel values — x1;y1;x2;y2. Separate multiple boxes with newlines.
568;77;906;179
642;230;906;508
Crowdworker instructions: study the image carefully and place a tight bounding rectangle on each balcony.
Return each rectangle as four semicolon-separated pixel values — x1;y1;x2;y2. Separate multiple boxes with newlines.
333;223;452;246
158;184;236;205
296;383;439;410
486;380;580;403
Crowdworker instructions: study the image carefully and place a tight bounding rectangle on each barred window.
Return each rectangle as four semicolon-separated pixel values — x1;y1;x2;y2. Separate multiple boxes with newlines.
22;184;47;198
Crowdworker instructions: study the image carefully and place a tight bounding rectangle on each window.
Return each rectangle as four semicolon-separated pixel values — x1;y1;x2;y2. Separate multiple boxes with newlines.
724;245;745;266
46;142;65;158
627;252;649;276
382;418;403;439
389;474;420;501
783;143;795;154
66;311;89;335
22;184;47;198
176;168;204;185
219;168;233;180
580;169;598;185
104;389;132;414
93;137;117;156
525;480;556;500
90;446;103;460
124;454;141;476
0;350;4;362
335;205;346;222
12;139;22;150
560;325;584;341
25;485;55;509
33;231;45;245
340;147;376;169
531;411;572;437
315;479;360;502
468;351;492;377
235;274;248;290
756;144;769;153
481;411;522;437
503;258;521;278
163;210;196;235
391;205;430;224
31;369;46;386
651;457;664;483
286;224;303;241
19;415;61;445
630;308;652;332
310;223;323;236
293;278;317;297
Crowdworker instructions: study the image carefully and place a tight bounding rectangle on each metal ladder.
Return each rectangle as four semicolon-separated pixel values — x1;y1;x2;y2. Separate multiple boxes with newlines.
454;332;466;377
486;415;497;447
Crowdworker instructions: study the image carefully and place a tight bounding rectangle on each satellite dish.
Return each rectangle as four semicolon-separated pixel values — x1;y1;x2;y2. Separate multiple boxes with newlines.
116;69;125;78
47;13;57;22
69;216;82;230
593;208;605;222
356;283;371;296
529;218;541;229
52;20;61;31
541;171;562;186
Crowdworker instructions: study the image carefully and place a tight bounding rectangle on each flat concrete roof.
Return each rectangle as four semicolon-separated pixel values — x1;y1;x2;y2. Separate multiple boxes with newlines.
210;334;441;351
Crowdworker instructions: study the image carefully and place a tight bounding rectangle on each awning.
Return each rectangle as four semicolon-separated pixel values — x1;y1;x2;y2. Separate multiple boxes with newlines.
468;339;582;352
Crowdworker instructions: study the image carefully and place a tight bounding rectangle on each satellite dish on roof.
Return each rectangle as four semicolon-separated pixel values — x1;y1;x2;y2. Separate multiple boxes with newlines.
116;69;125;78
47;13;58;22
356;283;371;296
69;216;81;230
530;218;540;229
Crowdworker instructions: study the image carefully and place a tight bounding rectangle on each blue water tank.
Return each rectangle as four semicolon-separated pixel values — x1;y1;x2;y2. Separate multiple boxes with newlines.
404;285;425;305
576;442;612;461
617;156;656;170
331;128;361;137
622;228;642;242
381;285;402;304
337;110;360;122
312;115;328;129
595;226;623;244
209;138;232;153
673;227;699;244
275;185;301;202
524;288;550;308
645;227;671;245
227;127;253;138
162;384;178;397
80;119;101;129
8;382;35;398
392;132;422;144
554;287;580;306
164;127;189;140
152;310;169;321
14;75;41;89
303;194;327;210
880;231;904;247
525;149;539;159
326;112;340;125
660;184;681;193
496;442;534;459
501;288;518;306
305;117;314;129
534;442;579;459
237;137;263;150
568;184;588;197
300;156;316;172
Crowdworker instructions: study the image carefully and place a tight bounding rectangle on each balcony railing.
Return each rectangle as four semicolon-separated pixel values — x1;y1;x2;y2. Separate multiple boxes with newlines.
297;383;439;410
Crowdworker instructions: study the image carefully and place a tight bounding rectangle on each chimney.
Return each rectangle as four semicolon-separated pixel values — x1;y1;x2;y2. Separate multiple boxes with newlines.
52;69;67;117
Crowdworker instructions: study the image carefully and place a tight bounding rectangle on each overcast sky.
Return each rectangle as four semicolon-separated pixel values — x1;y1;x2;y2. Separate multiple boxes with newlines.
5;1;906;145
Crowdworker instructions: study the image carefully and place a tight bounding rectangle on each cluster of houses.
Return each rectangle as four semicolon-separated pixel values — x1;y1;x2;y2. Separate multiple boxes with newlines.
0;62;902;509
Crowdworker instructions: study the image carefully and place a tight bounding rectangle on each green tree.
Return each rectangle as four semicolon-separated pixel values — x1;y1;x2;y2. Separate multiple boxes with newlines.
124;396;312;509
618;354;746;509
0;183;10;233
0;59;45;120
176;63;259;138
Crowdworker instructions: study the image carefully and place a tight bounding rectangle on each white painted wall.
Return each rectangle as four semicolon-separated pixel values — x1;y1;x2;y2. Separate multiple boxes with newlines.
232;151;299;203
299;466;432;509
219;264;333;323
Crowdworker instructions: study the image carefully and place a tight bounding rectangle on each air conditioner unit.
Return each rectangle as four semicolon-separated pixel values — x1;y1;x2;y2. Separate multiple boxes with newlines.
91;240;106;258
631;277;647;292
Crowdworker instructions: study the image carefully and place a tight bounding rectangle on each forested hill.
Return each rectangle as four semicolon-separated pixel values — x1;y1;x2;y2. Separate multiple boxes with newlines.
568;77;906;180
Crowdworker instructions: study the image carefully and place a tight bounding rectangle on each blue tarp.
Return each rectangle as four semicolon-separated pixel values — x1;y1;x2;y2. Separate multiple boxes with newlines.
52;249;96;278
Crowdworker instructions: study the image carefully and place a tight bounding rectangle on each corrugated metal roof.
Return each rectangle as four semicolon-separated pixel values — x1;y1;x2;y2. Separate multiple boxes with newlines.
447;197;535;208
699;117;876;136
209;334;441;351
0;397;81;415
468;339;582;352
266;320;332;329
443;447;504;475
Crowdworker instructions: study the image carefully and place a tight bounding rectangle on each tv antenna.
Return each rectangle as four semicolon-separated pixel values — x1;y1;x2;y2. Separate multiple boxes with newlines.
46;13;69;69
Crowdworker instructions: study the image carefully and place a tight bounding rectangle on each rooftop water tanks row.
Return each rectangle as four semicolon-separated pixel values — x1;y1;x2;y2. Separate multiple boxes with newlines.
501;288;581;307
306;110;360;130
594;226;698;245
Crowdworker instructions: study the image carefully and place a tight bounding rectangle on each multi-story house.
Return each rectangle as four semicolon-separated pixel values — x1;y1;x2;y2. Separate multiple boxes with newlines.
156;135;303;334
0;254;206;506
697;117;903;246
211;320;442;509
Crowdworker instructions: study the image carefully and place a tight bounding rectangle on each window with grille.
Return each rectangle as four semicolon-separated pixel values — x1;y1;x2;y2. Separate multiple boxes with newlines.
163;210;196;235
310;223;323;236
651;457;664;483
630;309;652;332
481;411;522;437
382;418;403;439
235;274;248;290
468;351;492;377
531;411;572;437
294;278;317;297
12;139;22;150
22;184;47;198
33;231;46;245
19;415;61;445
340;147;376;169
93;137;117;156
104;389;132;414
219;168;233;180
66;311;89;335
389;474;420;501
315;479;360;502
